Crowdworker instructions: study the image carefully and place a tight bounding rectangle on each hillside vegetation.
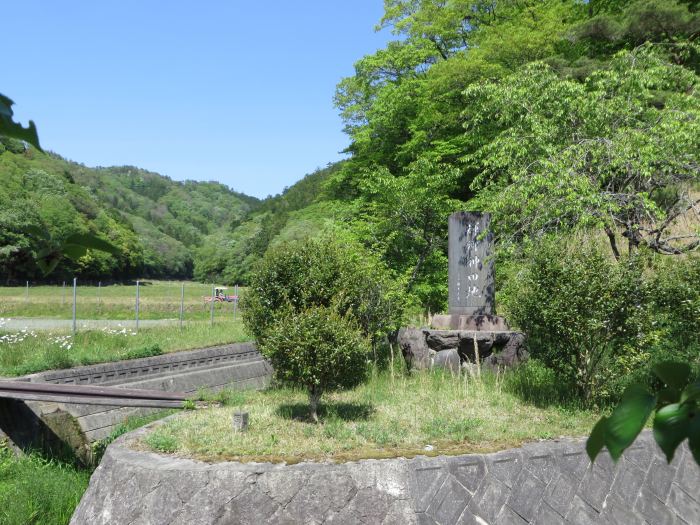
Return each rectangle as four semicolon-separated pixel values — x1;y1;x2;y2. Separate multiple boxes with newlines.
206;0;700;314
0;139;258;282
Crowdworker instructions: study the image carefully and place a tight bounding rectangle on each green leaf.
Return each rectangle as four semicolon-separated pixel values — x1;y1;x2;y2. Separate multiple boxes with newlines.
36;255;61;276
605;384;656;461
653;362;692;391
0;94;42;151
689;411;700;465
658;387;680;406
586;416;608;462
61;244;88;261
653;403;691;462
22;225;50;241
682;381;700;404
64;233;120;255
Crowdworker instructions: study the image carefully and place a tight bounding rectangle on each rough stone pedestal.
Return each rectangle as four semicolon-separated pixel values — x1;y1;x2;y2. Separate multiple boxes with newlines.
398;328;527;373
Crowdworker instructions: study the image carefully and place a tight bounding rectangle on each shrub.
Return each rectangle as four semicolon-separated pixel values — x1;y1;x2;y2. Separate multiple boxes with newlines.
649;255;700;352
242;235;403;347
260;306;371;422
501;237;648;402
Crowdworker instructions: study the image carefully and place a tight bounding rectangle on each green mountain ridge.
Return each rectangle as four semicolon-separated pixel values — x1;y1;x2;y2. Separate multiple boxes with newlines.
0;139;260;282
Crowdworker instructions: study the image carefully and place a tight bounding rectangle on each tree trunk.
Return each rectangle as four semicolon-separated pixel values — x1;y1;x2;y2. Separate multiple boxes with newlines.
308;386;322;424
604;225;621;261
407;249;429;292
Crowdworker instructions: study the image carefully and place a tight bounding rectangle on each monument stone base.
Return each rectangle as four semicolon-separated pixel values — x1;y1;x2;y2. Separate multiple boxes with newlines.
430;313;510;331
397;327;528;374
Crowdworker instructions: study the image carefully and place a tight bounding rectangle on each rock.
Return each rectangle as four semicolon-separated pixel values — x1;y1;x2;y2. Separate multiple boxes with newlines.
483;333;528;370
433;349;461;374
397;328;432;371
425;331;460;351
457;332;494;363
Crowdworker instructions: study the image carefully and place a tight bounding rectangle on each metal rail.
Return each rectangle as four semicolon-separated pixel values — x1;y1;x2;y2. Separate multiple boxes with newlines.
0;380;190;408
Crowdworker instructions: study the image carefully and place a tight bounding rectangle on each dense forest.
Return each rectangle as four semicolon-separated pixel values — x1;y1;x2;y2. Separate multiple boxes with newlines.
0;138;258;282
204;0;700;309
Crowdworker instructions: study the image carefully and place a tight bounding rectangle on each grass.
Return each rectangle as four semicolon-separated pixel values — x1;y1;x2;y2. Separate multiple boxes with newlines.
0;280;244;321
0;320;249;377
0;410;176;525
0;446;90;525
141;366;601;463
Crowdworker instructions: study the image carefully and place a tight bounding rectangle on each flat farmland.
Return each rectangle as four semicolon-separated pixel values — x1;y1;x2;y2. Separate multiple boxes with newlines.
0;281;243;322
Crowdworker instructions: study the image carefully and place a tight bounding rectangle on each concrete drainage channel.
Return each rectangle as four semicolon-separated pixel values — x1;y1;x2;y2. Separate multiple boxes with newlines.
0;343;272;463
70;426;699;525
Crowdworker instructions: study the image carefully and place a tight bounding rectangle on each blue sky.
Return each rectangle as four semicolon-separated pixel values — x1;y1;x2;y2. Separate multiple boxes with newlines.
3;1;392;198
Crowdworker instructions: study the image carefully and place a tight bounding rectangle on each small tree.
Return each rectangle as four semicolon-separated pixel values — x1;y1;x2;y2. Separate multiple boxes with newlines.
260;307;370;422
242;235;403;347
242;236;404;421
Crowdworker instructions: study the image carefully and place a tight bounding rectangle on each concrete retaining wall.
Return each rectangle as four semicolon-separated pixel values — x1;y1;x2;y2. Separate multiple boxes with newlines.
71;425;699;524
0;343;271;461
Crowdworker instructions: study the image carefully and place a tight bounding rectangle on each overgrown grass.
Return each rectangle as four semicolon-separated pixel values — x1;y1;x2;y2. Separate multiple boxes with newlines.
0;410;177;525
0;281;244;321
142;366;600;463
91;410;176;463
0;446;90;525
0;320;249;376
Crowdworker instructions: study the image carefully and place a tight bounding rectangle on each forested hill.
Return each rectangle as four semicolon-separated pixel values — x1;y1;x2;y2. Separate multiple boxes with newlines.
0;138;258;282
193;162;346;284
208;0;700;313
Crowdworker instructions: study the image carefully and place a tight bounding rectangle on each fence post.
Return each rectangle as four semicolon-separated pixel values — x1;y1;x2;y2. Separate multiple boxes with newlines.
62;281;66;306
179;282;185;329
233;284;238;321
72;278;77;335
98;281;101;304
135;280;140;333
25;281;29;302
210;284;215;326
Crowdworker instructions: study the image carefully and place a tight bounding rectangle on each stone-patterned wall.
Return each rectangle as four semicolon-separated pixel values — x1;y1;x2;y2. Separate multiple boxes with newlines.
71;427;699;524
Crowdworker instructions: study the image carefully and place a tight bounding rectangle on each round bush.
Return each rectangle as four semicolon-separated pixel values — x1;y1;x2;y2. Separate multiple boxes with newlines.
242;235;403;346
260;306;370;422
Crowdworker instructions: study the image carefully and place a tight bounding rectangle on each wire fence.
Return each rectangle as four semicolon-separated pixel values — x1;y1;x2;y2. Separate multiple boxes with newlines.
0;280;242;333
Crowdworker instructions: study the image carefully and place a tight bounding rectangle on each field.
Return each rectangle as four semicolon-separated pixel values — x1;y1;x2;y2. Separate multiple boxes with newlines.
0;281;250;377
142;364;600;463
0;281;243;322
0;320;249;377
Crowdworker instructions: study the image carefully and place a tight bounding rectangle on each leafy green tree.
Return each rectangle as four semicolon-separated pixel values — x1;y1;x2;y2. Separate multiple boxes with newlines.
464;46;700;257
355;157;461;311
259;307;370;422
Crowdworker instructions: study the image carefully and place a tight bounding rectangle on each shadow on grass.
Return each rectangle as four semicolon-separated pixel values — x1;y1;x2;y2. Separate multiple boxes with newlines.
500;360;584;410
276;401;375;422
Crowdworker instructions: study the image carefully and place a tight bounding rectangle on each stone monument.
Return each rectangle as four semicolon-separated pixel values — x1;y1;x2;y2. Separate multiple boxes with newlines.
433;212;508;330
398;211;526;372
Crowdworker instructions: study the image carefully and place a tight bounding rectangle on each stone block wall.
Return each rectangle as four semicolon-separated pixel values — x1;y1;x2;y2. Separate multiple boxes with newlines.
71;426;699;524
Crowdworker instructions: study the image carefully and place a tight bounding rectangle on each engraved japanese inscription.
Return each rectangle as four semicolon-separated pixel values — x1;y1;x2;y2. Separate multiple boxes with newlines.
448;212;494;315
